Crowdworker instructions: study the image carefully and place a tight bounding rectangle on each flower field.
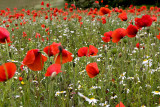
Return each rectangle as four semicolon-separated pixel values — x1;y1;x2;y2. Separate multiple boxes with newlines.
0;1;160;107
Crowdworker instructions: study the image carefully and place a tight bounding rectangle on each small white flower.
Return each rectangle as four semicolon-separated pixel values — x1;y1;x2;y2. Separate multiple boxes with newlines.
78;85;82;90
87;98;98;105
90;86;101;90
7;59;19;63
152;91;160;95
15;95;20;98
110;95;117;99
70;31;74;33
78;92;98;104
99;101;110;107
97;58;101;61
142;59;152;67
55;91;66;96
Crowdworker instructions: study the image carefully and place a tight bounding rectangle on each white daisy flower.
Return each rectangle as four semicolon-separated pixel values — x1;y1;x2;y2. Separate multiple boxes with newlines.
55;91;66;96
142;59;152;67
152;91;160;95
78;92;98;105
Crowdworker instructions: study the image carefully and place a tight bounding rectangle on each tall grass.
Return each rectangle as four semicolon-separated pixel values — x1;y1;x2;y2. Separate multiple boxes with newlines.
0;3;160;107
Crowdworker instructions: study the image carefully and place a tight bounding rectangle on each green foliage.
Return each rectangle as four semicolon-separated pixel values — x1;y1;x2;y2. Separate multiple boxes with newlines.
65;0;159;8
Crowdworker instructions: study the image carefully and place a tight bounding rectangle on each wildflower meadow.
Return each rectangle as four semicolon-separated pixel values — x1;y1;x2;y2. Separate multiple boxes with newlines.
0;1;160;107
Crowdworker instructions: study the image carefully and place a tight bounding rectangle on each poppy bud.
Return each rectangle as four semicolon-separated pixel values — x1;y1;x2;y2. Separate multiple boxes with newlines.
111;48;117;55
123;39;127;44
119;52;122;57
51;72;57;80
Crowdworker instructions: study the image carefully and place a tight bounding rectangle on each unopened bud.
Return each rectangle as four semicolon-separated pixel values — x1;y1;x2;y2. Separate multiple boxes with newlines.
119;52;122;57
51;72;57;80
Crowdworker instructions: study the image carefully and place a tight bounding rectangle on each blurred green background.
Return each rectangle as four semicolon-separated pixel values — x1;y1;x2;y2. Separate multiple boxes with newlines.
0;0;159;10
0;0;65;10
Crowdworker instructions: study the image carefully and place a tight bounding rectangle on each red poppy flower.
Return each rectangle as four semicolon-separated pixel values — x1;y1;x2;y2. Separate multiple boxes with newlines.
45;64;62;77
152;16;157;22
41;1;44;5
78;47;88;57
156;33;160;40
101;0;103;3
46;3;50;7
89;45;98;56
135;15;153;28
54;48;73;64
116;102;125;107
126;24;138;38
77;45;98;57
112;28;127;43
19;77;23;81
136;43;140;48
23;49;47;71
102;31;113;43
41;24;45;28
0;62;16;82
118;12;127;21
0;27;11;43
99;7;111;16
95;1;99;4
43;42;61;57
86;62;99;78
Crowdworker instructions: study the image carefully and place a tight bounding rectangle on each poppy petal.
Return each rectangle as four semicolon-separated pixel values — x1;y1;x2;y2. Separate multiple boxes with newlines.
54;49;73;64
116;102;125;107
89;45;98;56
23;49;36;65
42;55;48;62
0;62;16;82
45;64;62;77
27;53;44;71
86;62;99;78
77;47;88;57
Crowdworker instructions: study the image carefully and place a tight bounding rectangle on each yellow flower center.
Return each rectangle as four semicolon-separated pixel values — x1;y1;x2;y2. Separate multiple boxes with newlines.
90;98;95;100
143;59;147;61
155;91;159;93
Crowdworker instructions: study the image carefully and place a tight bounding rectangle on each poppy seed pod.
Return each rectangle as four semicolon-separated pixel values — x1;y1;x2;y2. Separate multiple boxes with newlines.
58;45;63;53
